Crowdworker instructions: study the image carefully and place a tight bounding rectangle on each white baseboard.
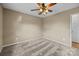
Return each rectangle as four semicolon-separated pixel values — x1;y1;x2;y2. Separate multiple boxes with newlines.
2;38;41;48
72;40;79;43
45;38;70;47
2;38;71;48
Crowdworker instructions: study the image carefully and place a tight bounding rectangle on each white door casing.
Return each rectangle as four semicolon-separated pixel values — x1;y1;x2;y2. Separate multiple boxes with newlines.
0;5;3;52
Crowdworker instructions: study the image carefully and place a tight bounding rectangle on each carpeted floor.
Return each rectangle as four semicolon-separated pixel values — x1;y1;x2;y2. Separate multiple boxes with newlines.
0;39;79;56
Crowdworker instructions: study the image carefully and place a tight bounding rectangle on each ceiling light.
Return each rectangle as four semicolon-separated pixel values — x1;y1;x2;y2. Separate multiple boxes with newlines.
45;9;48;12
40;9;42;12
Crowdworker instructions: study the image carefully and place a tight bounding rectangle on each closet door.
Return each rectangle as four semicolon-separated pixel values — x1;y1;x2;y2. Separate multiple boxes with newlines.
0;5;3;52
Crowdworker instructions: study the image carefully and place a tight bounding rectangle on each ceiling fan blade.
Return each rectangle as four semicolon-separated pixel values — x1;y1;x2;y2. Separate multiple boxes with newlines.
38;12;43;15
47;3;56;8
48;10;53;12
31;9;40;11
37;3;41;6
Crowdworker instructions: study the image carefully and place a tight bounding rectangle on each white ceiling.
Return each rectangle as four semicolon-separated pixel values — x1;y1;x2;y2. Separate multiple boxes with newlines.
2;3;79;18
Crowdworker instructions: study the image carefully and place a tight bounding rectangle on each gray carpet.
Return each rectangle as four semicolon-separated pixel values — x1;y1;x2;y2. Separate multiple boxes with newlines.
0;39;79;56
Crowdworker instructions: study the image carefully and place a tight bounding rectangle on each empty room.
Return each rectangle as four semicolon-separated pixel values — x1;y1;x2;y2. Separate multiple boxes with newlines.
0;3;79;56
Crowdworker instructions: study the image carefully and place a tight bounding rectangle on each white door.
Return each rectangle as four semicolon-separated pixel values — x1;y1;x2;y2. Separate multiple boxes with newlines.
71;13;79;43
0;5;3;52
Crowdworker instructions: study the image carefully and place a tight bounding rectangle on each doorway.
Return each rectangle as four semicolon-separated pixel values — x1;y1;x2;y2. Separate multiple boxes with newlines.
71;13;79;48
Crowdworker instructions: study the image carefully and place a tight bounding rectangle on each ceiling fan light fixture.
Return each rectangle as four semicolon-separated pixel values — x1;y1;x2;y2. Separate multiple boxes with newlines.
31;3;57;15
45;9;48;12
40;9;42;12
43;12;46;15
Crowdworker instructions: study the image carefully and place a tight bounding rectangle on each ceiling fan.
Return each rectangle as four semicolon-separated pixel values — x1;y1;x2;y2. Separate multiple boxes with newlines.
31;3;57;15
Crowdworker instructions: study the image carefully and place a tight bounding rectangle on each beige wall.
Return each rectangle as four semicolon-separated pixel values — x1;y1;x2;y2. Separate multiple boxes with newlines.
0;6;3;52
43;7;79;47
3;9;42;46
3;7;79;47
